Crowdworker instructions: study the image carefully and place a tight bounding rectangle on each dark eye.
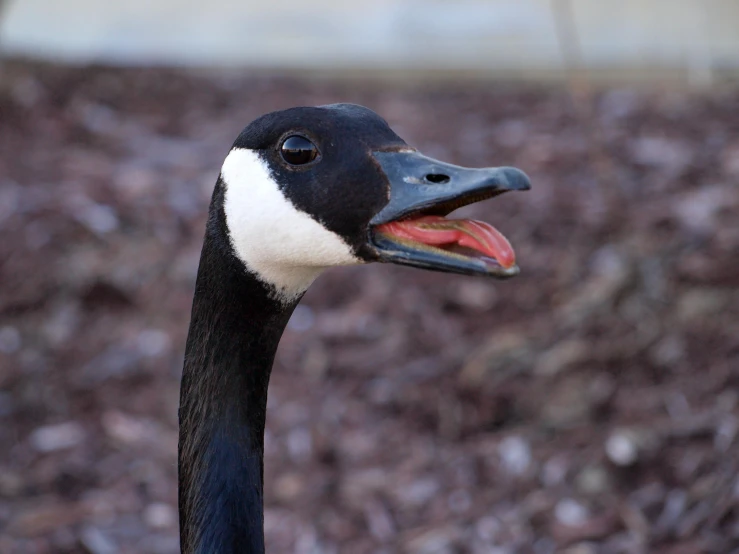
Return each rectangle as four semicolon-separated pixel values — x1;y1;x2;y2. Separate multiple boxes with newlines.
280;135;319;165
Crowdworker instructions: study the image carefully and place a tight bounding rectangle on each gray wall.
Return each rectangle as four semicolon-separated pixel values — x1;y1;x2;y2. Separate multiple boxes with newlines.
1;0;737;79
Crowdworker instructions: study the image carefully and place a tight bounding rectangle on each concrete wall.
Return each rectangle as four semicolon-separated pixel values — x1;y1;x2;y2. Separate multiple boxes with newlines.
1;0;737;77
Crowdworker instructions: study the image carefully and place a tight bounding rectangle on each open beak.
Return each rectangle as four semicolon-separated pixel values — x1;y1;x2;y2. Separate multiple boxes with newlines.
368;150;531;279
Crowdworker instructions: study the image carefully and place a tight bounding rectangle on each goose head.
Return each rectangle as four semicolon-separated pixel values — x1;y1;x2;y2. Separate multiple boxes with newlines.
218;103;530;302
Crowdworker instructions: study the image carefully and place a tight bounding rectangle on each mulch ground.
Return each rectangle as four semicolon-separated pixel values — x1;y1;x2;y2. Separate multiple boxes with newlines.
0;61;738;554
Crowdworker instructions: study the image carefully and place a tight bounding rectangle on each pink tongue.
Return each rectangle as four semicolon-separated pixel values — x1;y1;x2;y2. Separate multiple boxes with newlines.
377;215;516;269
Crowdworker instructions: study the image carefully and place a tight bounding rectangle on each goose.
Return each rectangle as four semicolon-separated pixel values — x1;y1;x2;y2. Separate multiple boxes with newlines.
179;103;530;554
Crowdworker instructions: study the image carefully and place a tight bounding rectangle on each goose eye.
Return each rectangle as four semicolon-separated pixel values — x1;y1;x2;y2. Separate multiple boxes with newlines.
280;136;319;165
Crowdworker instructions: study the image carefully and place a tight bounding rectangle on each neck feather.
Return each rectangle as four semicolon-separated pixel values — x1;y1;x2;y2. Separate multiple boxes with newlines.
178;198;299;554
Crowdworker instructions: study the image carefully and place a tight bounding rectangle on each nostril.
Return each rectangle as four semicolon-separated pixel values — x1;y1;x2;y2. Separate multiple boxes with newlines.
425;173;450;184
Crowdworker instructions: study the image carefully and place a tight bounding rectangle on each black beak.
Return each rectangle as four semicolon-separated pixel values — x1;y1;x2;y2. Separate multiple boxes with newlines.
368;150;531;279
370;150;530;225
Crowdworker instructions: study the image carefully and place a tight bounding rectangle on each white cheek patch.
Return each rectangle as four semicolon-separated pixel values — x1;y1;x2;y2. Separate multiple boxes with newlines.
221;148;361;302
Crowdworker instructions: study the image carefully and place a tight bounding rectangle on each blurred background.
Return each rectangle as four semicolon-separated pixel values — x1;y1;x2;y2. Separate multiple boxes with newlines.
1;1;738;553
